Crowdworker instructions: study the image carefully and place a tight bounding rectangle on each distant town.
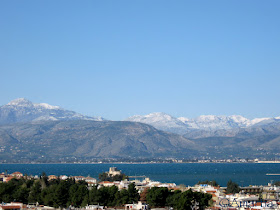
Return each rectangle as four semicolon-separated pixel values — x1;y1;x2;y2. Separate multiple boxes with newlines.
1;157;280;164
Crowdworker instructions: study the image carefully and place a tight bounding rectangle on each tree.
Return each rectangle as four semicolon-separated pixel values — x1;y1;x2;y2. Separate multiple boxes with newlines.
0;179;21;202
118;189;129;205
54;181;70;208
273;181;280;186
68;184;79;206
197;180;219;187
96;186;110;206
127;183;139;203
98;172;127;182
166;190;181;207
227;180;240;194
28;181;42;203
13;185;29;203
146;187;169;207
41;185;56;207
107;186;118;206
40;172;48;188
175;190;193;210
173;189;212;210
88;186;99;205
70;184;88;207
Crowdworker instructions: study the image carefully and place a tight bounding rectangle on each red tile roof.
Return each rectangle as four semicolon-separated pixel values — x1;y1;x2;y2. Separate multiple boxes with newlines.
11;172;22;175
0;205;21;209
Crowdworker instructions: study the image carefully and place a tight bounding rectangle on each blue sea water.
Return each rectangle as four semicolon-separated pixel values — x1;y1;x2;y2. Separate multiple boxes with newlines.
0;163;280;187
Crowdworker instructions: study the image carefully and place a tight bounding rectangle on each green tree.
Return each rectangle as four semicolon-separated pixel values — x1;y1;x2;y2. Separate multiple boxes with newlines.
0;179;21;202
175;190;193;210
54;181;70;208
98;172;127;182
107;186;118;206
68;184;79;206
197;180;219;187
68;184;88;207
88;186;99;205
146;187;169;207
41;185;56;207
174;189;212;210
166;190;182;207
13;185;29;203
81;194;89;207
119;189;129;205
96;186;109;206
127;183;139;203
227;180;240;194
28;180;42;203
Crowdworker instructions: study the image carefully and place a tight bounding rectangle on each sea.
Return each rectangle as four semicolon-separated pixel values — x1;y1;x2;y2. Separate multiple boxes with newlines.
1;163;280;187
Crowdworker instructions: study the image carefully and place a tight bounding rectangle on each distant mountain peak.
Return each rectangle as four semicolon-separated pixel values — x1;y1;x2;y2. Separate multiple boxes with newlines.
0;98;103;124
7;98;33;106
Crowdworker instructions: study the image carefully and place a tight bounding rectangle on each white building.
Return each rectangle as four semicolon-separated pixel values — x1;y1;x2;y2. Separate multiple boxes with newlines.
125;202;149;210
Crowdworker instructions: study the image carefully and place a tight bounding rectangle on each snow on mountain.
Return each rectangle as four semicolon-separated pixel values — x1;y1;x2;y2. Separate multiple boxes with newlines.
0;98;103;124
177;117;189;124
125;112;191;134
182;115;252;130
34;103;60;110
250;116;280;127
126;112;277;134
250;117;271;125
7;98;33;106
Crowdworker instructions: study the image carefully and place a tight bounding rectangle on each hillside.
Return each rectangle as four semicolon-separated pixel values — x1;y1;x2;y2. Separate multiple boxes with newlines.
0;98;102;125
0;120;199;162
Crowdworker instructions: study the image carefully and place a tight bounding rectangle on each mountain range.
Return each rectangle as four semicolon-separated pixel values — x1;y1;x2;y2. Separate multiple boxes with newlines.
0;120;199;161
0;98;103;125
125;112;279;135
0;98;279;162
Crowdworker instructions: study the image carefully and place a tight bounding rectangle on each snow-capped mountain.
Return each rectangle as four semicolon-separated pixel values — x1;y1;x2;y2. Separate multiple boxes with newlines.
125;112;191;134
125;112;279;134
0;98;103;124
178;115;252;130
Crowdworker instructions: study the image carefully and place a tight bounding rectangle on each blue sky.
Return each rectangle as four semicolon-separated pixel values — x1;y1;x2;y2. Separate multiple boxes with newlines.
0;0;279;120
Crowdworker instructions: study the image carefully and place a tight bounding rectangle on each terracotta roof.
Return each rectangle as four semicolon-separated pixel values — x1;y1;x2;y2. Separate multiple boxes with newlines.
11;172;22;175
255;202;262;206
4;177;14;182
100;181;113;184
0;206;21;209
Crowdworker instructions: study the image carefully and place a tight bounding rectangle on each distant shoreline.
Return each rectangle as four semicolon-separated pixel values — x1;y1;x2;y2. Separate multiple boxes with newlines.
1;161;280;164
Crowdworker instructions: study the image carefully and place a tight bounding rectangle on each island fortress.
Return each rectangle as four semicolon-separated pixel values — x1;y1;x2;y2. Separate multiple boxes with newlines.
107;167;121;176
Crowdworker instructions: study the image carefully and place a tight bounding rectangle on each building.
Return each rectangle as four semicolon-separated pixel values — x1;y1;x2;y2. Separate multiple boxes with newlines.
0;202;25;210
74;176;86;182
108;167;121;176
125;201;149;210
85;176;97;184
98;181;115;187
48;175;58;180
11;172;23;179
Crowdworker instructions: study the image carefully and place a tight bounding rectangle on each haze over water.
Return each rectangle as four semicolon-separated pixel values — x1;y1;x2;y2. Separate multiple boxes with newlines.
1;163;280;187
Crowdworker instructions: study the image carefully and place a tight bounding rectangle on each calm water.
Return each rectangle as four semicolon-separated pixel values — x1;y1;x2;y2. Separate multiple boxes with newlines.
1;163;280;187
